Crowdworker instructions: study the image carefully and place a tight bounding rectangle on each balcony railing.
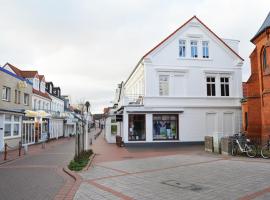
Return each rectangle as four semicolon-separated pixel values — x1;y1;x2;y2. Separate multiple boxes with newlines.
121;94;144;106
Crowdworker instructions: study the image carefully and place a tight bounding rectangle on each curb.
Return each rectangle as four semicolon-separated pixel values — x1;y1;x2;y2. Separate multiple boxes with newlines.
84;153;96;171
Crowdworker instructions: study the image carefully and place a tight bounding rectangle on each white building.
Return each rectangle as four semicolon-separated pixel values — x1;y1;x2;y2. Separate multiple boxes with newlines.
46;82;65;139
115;16;244;145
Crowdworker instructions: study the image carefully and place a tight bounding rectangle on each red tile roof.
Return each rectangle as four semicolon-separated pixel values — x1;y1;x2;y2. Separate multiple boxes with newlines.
4;62;38;78
32;89;51;100
242;82;248;98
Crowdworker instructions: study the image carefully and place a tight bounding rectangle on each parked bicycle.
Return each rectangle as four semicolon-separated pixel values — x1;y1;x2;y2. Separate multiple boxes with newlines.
231;133;257;158
261;135;270;159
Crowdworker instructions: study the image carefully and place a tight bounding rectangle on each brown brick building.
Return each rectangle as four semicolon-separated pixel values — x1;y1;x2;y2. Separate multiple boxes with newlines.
243;12;270;143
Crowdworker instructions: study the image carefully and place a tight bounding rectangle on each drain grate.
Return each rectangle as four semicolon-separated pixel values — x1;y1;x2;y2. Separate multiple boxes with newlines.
161;180;204;192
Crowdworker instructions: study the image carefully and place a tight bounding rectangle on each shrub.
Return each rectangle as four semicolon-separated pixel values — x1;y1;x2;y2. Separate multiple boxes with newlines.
68;149;93;171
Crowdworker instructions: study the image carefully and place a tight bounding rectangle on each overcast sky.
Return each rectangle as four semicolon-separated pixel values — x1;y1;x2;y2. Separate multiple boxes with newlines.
0;0;269;113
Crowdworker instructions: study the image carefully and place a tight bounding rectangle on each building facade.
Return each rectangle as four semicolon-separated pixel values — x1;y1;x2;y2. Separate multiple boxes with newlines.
46;82;64;139
0;67;33;150
115;16;243;144
242;12;270;143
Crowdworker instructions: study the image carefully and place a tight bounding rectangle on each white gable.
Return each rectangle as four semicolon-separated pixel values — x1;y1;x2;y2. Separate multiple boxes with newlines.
144;17;243;68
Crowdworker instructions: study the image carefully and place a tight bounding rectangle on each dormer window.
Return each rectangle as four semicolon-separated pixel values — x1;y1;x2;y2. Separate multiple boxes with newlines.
191;41;198;58
202;41;209;58
179;40;186;57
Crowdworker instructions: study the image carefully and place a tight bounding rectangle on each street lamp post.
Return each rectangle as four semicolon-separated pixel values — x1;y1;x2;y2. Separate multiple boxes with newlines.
84;101;90;151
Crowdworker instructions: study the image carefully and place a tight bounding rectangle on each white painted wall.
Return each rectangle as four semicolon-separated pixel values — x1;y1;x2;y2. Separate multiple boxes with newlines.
119;17;243;143
32;94;51;111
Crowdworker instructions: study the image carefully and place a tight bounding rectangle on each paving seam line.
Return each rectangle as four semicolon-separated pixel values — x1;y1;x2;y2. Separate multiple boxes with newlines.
87;180;134;200
62;167;83;200
238;185;270;200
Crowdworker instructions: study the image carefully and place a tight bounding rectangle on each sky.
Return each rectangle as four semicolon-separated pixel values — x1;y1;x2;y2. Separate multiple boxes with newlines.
0;0;269;113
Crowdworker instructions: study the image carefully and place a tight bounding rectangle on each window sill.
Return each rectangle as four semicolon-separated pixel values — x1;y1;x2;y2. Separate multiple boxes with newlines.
2;99;11;102
178;57;212;61
4;135;21;140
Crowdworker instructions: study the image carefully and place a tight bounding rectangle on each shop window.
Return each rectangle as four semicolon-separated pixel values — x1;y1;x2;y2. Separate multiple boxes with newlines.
128;114;146;141
4;114;21;138
153;114;178;140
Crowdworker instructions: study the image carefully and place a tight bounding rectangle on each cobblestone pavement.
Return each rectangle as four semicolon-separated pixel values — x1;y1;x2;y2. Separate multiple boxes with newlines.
0;137;76;200
75;134;270;200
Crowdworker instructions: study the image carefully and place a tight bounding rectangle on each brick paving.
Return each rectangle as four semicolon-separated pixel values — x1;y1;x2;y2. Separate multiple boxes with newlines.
74;131;270;200
0;137;76;200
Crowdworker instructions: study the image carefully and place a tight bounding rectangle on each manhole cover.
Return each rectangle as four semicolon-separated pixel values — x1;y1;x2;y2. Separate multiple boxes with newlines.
161;180;204;192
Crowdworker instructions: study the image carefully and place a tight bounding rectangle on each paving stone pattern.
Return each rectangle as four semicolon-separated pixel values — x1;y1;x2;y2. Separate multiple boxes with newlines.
75;154;270;200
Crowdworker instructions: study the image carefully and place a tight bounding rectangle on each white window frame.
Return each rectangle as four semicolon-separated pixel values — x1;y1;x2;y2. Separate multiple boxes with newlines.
2;86;11;101
202;41;209;58
179;40;186;58
190;40;198;58
3;114;21;138
206;76;216;96
24;93;29;106
220;76;230;97
159;74;170;96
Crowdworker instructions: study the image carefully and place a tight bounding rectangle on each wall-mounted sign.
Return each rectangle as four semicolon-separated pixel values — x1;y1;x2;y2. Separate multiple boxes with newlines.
17;81;27;89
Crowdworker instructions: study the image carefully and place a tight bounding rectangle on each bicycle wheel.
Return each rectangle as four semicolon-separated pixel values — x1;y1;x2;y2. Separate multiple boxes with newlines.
231;143;238;156
261;144;270;159
246;144;257;158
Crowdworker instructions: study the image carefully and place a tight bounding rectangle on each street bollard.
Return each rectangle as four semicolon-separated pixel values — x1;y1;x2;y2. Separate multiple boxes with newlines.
19;141;22;156
24;144;28;155
42;141;45;149
4;143;7;160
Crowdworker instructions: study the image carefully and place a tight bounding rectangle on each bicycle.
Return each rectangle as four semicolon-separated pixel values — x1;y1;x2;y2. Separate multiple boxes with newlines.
261;135;270;159
231;133;257;158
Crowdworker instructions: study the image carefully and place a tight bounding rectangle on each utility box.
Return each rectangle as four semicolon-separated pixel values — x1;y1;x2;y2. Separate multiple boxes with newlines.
220;137;233;155
213;133;223;153
205;136;214;152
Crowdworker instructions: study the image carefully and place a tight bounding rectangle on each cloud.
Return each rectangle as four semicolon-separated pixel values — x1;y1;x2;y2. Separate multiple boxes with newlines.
0;0;269;113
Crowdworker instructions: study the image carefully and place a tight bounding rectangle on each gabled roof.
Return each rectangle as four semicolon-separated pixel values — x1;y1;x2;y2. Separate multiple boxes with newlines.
251;11;270;42
32;89;51;100
3;62;38;78
143;15;244;61
38;75;45;81
125;15;244;85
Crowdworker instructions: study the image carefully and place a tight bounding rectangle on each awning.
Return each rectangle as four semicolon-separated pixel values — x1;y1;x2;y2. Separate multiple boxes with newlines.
25;110;51;118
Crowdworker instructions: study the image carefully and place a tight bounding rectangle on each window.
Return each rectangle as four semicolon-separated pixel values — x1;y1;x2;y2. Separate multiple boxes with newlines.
43;102;45;110
33;99;37;110
15;90;21;104
38;100;41;110
220;77;230;96
2;86;11;101
191;41;198;58
153;114;178;140
262;47;268;70
202;41;209;58
3;114;21;138
159;75;169;96
24;93;29;105
179;40;186;57
206;77;216;96
128;114;146;141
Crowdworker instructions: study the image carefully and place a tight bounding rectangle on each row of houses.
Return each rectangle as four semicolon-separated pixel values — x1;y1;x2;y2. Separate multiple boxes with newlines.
0;63;78;151
104;12;270;146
